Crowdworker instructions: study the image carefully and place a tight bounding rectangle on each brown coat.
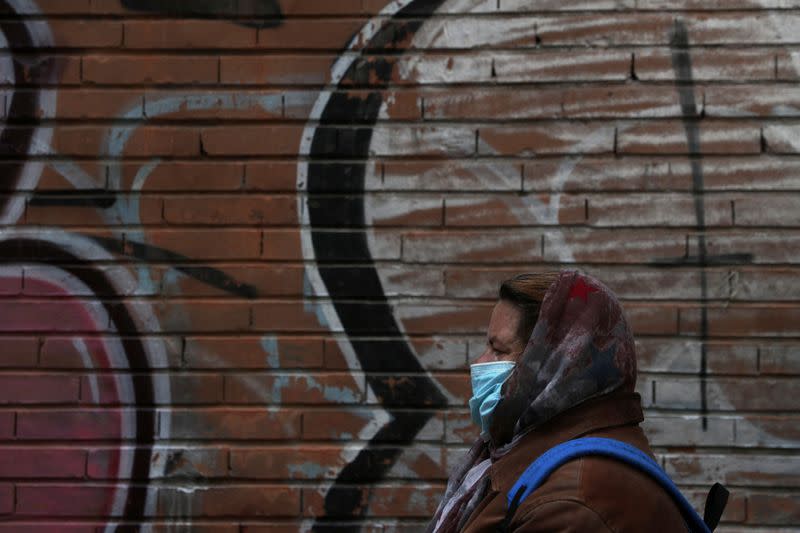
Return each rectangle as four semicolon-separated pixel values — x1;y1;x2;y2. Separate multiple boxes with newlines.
460;390;689;532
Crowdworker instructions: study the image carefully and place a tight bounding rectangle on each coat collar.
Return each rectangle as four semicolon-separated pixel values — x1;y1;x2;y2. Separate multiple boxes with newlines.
489;389;645;491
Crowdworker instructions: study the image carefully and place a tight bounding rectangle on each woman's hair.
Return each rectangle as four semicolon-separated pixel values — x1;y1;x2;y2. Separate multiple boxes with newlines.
498;271;561;343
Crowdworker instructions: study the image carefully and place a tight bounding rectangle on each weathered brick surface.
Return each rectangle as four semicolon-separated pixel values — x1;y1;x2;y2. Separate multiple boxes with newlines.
1;1;798;531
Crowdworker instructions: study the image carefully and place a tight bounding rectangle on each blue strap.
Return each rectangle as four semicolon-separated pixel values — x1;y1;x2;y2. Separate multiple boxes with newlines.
507;437;710;533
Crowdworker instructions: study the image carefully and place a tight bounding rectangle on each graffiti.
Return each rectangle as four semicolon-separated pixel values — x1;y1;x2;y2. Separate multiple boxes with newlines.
652;19;755;429
122;0;282;28
1;0;798;530
302;2;449;526
0;0;59;224
121;0;283;28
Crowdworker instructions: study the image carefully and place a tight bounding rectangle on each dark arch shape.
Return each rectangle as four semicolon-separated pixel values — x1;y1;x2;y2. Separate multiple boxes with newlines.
306;1;448;530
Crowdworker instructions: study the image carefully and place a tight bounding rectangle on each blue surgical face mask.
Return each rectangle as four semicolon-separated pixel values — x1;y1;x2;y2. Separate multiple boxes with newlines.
469;361;515;437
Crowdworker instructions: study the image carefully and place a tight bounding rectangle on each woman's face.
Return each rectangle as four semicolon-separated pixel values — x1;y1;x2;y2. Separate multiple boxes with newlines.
475;299;528;364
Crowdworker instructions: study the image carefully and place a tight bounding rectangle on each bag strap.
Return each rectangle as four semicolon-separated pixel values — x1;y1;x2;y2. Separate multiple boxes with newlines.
498;437;727;533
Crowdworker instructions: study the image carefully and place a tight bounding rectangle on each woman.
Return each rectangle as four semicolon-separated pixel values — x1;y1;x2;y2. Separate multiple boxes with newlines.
428;269;688;532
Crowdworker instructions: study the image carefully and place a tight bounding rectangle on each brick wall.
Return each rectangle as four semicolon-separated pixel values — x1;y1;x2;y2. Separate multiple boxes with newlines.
1;0;798;530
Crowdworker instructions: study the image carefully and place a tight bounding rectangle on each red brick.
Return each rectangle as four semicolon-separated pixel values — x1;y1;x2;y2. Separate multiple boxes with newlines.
735;415;800;447
88;446;228;479
16;484;124;516
125;126;201;157
393;303;492;335
706;86;800;118
686;230;800;265
371;126;475;157
159;264;302;297
163;408;301;440
618;121;761;155
0;337;38;367
479;123;614;156
140;229;261;260
27;161;105;192
710;378;800;411
39;336;182;369
244;162;296;191
16;409;143;440
124;20;257;48
82;55;219;84
0;526;96;533
157;485;300;518
230;446;344;480
48;126;199;157
0;412;13;438
777;49;800;80
144;90;283;120
682;12;800;45
80;373;222;405
563;85;702;118
130;300;251;333
283;0;365;15
11;89;142;120
224;372;364;404
26;194;162;226
261;230;303;260
679;305;800;337
144;90;284;121
760;344;800;375
747;493;800;525
256;19;364;50
588;193;732;227
233;444;446;481
48;19;123;48
544;228;687;263
396;161;520;192
303;485;443;517
163;195;297;225
220;55;336;85
635;48;776;81
423;87;561;120
2;54;80;86
732;269;800;302
625;304;679;335
733;194;800;226
0;447;85;478
665;453;800;487
0;374;79;404
537;13;672;45
402;229;542;263
201;126;304;156
494;50;630;82
365;193;443;227
499;0;630;10
0;483;10;514
14;0;91;14
444;193;585;226
523;158;690;192
184;336;324;369
764;124;800;154
251;302;336;333
681;488;747;523
117;162;243;192
381;54;493;85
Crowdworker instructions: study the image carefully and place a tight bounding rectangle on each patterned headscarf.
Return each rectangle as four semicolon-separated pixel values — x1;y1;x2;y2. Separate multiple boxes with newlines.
428;269;637;533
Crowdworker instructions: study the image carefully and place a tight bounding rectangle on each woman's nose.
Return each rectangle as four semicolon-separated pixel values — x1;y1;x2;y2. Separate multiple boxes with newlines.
474;347;494;365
